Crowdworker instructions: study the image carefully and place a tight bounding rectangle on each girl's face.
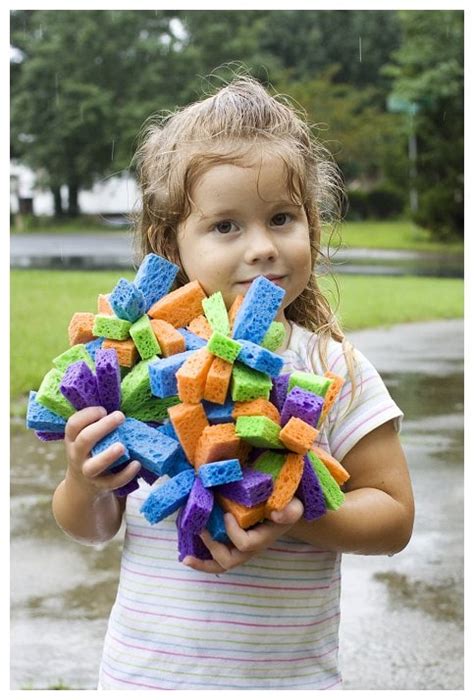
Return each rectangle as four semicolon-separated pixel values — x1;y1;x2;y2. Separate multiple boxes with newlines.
176;152;312;328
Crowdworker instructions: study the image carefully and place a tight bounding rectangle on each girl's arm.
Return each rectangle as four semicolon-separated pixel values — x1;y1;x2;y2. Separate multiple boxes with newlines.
52;406;141;545
288;419;415;555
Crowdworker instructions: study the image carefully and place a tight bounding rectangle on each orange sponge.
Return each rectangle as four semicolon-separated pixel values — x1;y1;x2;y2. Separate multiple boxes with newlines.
233;398;281;424
265;453;304;515
279;417;319;454
150;319;186;357
312;445;350;486
228;294;244;332
203;356;233;404
97;294;113;315
176;346;214;404
68;312;96;346
187;315;213;340
102;338;138;367
194;423;241;468
168;402;209;466
217;494;266;529
319;371;345;425
148;280;207;327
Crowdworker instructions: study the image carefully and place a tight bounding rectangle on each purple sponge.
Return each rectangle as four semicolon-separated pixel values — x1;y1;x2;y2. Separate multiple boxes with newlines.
176;508;213;562
218;467;273;507
35;431;64;441
179;477;214;535
280;386;324;428
95;348;121;413
60;361;101;410
270;373;290;412
296;456;327;521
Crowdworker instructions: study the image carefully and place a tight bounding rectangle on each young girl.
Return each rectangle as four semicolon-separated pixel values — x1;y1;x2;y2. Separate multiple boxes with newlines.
52;76;414;690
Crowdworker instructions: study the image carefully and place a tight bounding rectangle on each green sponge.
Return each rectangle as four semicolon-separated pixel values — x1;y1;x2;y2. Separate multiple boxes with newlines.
120;359;154;413
130;314;161;360
52;344;95;372
93;314;132;341
307;450;345;510
261;322;285;351
202;292;230;336
253;451;286;479
36;368;75;419
126;395;181;422
235;415;284;449
208;331;242;363
289;370;332;398
231;362;272;401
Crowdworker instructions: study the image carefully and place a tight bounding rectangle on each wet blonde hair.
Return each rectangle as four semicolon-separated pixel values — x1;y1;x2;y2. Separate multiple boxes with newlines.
132;73;357;383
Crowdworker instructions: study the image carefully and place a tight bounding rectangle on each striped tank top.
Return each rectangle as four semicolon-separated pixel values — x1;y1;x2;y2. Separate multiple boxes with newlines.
98;322;402;689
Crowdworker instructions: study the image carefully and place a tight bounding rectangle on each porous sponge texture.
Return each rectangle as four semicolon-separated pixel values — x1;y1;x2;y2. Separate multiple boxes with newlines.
102;338;138;368
311;445;350;486
148;280;207;327
203;356;233;405
231;276;285;344
194;423;241;467
265;453;304;514
109;278;146;323
93;314;132;341
202;291;230;336
237;340;284;377
95;348;121;413
207;332;242;363
288;371;332;398
140;470;196;524
179;477;214;535
60;360;101;410
168;402;210;466
130;314;161;360
121;417;179;476
307;450;345;510
232;398;281;424
53;344;95;372
218;467;273;507
176;347;214;404
231;362;272;402
235;415;283;449
296;456;327;521
36;368;75;419
133;253;179;309
148;350;195;398
68;312;96;346
150;319;186;357
261;322;285;351
187;315;213;340
26;391;66;433
198;459;243;488
217;494;266;529
319;372;345;425
280;386;323;428
279;416;319;454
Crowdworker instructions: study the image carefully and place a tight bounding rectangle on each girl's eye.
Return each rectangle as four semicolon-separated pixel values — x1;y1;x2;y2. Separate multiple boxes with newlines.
271;213;291;226
214;220;237;234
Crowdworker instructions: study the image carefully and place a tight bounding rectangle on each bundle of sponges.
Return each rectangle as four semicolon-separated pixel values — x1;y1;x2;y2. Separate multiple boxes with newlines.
25;253;349;561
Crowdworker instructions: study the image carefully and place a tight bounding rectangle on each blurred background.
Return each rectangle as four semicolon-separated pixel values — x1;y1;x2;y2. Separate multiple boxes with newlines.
10;9;464;690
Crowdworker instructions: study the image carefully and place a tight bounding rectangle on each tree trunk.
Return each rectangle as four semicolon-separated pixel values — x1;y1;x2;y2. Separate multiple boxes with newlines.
67;183;80;217
52;186;63;217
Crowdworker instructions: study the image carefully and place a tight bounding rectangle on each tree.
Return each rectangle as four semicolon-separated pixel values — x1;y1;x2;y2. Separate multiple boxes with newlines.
384;11;464;240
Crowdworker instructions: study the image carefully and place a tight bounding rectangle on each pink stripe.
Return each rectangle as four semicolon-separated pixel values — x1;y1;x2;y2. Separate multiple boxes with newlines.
119;603;341;629
121;563;338;592
338;374;377;403
127;531;176;543
110;632;338;663
332;404;395;455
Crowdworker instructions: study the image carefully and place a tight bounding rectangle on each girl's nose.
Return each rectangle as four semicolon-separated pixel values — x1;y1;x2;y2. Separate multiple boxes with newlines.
243;226;279;265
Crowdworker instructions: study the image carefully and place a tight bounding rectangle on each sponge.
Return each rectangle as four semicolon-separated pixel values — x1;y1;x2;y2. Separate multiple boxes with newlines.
59;360;101;410
176;347;214;404
177;508;213;562
95;348;121;413
109;278;146;323
288;371;332;398
236;339;284;376
202;398;234;424
265;453;304;514
53;344;95;372
231;362;272;402
168;402;209;465
120;359;155;414
97;293;113;315
68;312;96;346
296;456;327;521
207;331;242;363
235;415;283;449
198;459;243;488
178;477;214;535
36;368;75;419
133;253;179;309
280;386;323;428
187;315;213;340
202;291;230;336
148;350;195;398
93;314;132;341
178;328;207;351
26;391;66;433
203;355;233;405
261;322;285;351
307;450;345;510
228;294;244;332
130;314;161;360
85;337;105;363
311;445;350;486
150;319;186;357
216;494;266;529
206;502;231;543
231;276;285;343
253;450;286;481
121;417;180;476
141;470;196;524
319;371;345;425
270;373;291;411
232;398;280;424
218;467;273;507
102;338;138;367
279;416;319;454
148;280;207;327
194;423;241;467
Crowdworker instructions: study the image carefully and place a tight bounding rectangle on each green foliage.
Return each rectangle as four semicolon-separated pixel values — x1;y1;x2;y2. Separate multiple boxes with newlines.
384;11;463;240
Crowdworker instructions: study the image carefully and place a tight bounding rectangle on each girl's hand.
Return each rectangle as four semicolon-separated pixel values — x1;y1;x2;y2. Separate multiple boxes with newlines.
183;498;304;574
64;406;141;497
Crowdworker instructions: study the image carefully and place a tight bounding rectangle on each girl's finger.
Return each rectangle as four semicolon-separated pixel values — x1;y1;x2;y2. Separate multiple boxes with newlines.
82;442;127;479
65;406;107;442
73;410;125;458
89;460;141;493
182;556;226;574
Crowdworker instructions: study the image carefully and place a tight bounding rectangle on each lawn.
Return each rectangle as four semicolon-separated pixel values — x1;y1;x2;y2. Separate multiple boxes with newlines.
10;269;463;412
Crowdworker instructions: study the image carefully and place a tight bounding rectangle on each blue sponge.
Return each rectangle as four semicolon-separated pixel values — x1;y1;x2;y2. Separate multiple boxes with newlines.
134;253;179;309
231;276;285;343
140;470;195;524
198;459;243;488
206;503;230;543
121;417;180;476
109;278;146;323
85;337;105;362
148;350;195;398
202;398;234;424
26;391;66;433
237;339;285;377
178;328;208;351
91;425;130;471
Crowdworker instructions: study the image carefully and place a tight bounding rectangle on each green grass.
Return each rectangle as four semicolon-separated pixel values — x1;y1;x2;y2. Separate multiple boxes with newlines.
11;269;463;413
11;214;129;235
322;220;464;253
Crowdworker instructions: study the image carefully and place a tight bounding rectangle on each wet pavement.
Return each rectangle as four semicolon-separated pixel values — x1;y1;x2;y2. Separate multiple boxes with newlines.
10;319;463;689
